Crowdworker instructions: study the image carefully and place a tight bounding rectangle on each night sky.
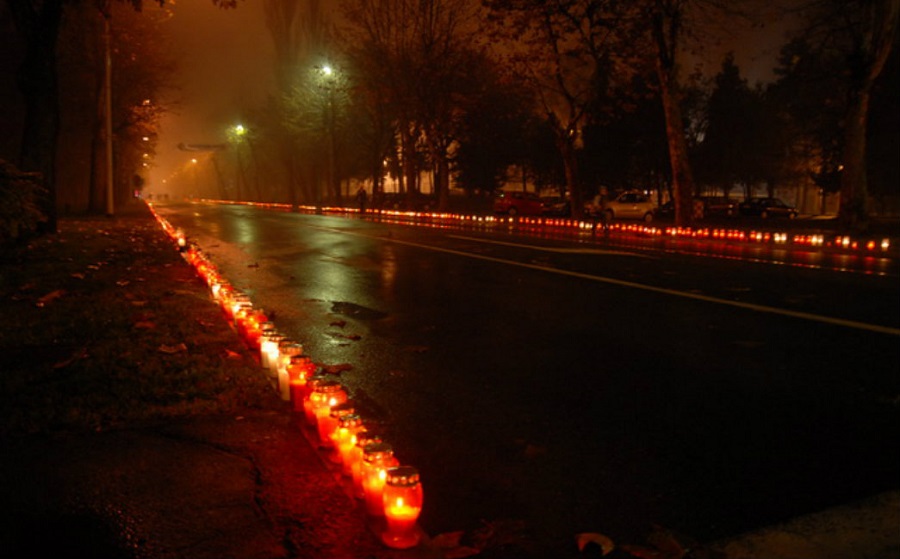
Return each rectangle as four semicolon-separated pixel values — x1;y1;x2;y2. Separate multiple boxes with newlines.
150;0;275;193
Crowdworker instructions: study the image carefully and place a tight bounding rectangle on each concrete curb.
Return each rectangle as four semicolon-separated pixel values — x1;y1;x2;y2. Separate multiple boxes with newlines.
710;491;900;559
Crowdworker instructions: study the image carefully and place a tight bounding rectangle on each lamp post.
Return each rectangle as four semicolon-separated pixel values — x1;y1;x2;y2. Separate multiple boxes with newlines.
101;4;115;216
229;124;248;201
319;64;338;215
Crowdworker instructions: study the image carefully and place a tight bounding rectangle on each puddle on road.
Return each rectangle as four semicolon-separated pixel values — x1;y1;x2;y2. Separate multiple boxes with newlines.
330;301;387;320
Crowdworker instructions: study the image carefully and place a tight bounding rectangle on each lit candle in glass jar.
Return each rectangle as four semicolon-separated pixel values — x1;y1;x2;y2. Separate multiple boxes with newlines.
381;466;423;549
229;293;251;322
361;443;399;516
309;380;347;431
288;356;316;412
265;333;285;377
332;413;362;466
258;328;277;370
243;310;268;349
302;376;328;425
210;279;227;301
216;284;235;315
317;399;353;448
351;431;383;489
234;302;253;334
276;341;302;401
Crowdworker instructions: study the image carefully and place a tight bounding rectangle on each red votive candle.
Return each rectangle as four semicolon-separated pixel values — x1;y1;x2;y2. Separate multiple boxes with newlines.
381;466;423;549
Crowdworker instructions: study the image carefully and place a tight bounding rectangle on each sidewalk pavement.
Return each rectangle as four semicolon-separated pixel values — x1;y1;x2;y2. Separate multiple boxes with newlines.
1;201;897;559
0;202;440;559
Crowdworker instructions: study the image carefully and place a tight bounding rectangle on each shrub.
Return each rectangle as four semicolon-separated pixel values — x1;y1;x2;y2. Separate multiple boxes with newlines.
0;159;47;243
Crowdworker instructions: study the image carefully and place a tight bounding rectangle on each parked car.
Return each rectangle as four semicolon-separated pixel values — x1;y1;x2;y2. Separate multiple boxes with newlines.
379;192;435;211
699;196;739;217
541;196;572;217
739;197;798;219
602;191;656;222
492;191;546;216
656;199;675;218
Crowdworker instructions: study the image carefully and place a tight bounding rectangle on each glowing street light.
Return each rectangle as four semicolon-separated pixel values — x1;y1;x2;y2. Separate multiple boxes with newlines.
228;123;249;201
318;64;338;214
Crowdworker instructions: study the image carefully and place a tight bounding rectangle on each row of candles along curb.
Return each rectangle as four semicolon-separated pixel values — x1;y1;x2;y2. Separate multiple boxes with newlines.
147;205;424;550
195;198;894;254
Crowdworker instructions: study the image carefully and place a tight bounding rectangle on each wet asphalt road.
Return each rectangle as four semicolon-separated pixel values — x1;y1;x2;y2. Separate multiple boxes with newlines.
156;202;900;551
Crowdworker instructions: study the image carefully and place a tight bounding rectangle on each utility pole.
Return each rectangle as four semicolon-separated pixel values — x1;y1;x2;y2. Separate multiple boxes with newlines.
102;5;114;216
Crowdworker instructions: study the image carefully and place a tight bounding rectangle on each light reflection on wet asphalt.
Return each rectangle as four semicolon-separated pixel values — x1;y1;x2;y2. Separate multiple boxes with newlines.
156;202;900;550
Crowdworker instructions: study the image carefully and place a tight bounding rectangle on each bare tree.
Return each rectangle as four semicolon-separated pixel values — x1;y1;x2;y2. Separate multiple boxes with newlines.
483;0;636;220
5;0;237;232
646;0;698;226
340;0;483;210
797;0;899;231
264;0;333;207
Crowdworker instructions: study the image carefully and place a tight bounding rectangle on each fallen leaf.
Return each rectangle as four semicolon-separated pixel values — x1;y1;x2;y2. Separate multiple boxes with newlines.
247;262;259;268
36;289;66;307
330;320;347;328
576;533;615;555
134;321;156;329
53;347;89;369
432;532;480;559
321;363;353;375
116;280;131;287
224;349;242;360
158;343;188;354
71;273;85;279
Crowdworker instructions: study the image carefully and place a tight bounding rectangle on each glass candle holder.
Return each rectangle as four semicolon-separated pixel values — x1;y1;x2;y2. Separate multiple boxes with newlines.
332;413;363;466
229;293;251;321
265;334;285;377
243;309;268;349
288;356;315;412
309;380;347;431
361;443;399;516
351;430;384;489
276;341;302;401
302;375;329;425
216;283;234;311
210;279;228;302
234;302;253;334
382;466;423;549
319;401;354;449
258;328;278;370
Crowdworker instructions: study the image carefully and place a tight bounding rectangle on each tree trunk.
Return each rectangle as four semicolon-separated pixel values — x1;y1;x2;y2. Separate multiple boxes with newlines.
559;139;583;220
10;0;64;233
652;0;694;228
838;87;870;232
838;0;899;232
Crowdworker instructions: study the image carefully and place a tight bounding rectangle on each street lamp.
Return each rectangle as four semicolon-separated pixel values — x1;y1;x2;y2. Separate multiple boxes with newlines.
229;123;248;201
318;64;338;215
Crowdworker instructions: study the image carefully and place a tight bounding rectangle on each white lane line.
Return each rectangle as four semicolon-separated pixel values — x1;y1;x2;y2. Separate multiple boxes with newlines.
446;234;654;257
317;224;900;337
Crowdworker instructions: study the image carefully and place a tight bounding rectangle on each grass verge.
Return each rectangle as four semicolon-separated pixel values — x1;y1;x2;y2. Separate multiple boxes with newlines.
0;203;281;438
